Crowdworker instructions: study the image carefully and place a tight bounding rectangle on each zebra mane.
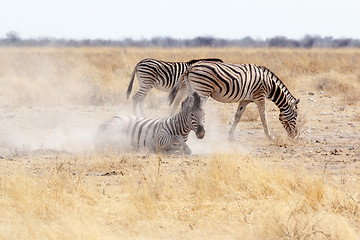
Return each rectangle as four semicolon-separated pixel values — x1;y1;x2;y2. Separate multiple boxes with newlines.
260;66;297;104
187;58;223;65
192;92;201;108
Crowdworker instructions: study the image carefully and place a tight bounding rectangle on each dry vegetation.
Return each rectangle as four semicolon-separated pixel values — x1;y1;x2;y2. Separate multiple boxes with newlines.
0;47;359;239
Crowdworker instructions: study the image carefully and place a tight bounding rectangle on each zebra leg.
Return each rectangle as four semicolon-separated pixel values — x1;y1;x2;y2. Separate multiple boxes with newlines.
255;101;274;140
170;95;182;115
132;86;153;117
229;100;251;141
170;81;188;115
165;141;191;155
167;139;191;155
139;100;145;117
170;84;188;116
156;134;191;155
131;94;145;116
131;95;139;116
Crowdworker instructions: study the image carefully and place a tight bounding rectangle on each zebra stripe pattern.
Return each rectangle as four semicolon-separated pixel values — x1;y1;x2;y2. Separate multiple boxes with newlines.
169;62;300;139
126;58;222;116
97;92;205;154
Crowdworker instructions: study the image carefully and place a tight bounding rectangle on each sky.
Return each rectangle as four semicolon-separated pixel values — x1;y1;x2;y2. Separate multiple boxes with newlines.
1;0;360;40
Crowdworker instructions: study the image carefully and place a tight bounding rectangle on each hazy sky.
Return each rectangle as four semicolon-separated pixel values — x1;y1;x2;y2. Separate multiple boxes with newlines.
1;0;359;40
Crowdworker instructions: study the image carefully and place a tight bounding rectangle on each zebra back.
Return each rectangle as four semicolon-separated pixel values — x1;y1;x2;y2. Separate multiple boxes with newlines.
187;58;223;65
97;115;163;151
127;58;223;96
132;58;189;90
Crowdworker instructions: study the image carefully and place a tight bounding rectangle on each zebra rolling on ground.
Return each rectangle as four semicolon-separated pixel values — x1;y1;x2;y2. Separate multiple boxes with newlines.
126;58;222;116
97;92;205;154
168;62;300;140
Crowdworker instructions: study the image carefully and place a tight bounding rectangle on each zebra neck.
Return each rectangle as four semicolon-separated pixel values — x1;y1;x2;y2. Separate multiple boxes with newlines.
267;73;296;111
172;112;191;136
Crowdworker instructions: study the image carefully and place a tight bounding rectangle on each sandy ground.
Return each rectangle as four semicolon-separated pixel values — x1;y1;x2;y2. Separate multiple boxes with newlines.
1;87;359;178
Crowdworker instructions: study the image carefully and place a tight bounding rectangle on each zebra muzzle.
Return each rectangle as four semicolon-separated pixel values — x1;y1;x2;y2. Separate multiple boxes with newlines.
287;128;299;138
195;126;205;139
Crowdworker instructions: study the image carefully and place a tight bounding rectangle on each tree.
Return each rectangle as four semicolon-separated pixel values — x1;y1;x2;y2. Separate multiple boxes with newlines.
6;31;21;43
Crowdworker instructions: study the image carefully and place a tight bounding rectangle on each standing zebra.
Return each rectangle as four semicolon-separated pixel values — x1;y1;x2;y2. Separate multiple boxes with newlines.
97;92;205;154
126;58;222;116
169;62;300;140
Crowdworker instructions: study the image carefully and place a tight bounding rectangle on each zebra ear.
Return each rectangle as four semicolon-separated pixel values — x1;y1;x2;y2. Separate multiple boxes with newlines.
291;99;300;106
181;101;185;110
187;94;194;106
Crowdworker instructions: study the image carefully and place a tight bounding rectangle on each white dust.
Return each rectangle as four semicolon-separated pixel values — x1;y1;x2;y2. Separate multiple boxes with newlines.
0;54;250;156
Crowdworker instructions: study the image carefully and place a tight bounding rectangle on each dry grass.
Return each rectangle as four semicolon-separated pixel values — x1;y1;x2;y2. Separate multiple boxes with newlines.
0;47;360;239
1;153;359;239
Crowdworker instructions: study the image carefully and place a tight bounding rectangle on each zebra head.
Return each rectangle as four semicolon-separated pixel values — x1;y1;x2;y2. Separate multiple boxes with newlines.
181;92;205;139
279;98;300;138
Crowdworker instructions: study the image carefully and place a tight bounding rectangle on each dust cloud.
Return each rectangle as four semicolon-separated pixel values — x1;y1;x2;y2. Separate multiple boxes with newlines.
0;52;129;155
0;50;250;156
186;104;251;155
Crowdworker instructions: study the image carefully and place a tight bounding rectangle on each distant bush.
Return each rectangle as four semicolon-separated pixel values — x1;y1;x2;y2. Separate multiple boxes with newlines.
1;31;360;48
268;36;300;48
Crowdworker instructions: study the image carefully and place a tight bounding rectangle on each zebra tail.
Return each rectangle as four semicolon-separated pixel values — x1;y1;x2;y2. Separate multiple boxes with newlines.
126;65;137;99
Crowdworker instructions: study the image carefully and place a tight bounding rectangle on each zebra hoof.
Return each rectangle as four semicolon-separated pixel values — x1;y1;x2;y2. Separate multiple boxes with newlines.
267;134;275;140
228;135;235;142
184;147;192;155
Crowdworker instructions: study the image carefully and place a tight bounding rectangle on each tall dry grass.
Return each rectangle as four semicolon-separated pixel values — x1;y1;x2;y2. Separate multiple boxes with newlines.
0;153;359;239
